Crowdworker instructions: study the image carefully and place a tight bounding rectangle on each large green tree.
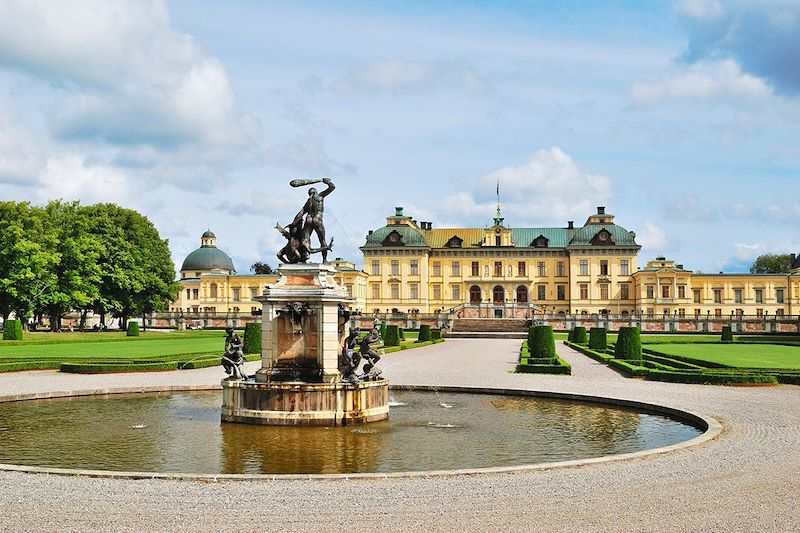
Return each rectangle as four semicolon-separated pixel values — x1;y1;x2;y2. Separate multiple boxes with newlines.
749;253;793;274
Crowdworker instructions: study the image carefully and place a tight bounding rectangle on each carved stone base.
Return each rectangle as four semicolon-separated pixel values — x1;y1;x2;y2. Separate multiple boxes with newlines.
221;378;389;426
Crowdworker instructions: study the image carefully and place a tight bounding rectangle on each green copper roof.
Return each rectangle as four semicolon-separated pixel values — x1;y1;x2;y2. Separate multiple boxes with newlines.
567;224;639;247
511;228;578;248
181;246;236;272
362;225;429;248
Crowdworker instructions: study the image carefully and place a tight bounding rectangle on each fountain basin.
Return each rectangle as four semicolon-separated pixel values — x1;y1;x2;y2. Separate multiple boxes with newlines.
221;378;389;426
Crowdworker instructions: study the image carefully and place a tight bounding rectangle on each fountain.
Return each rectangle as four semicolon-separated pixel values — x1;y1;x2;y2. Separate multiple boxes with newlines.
220;178;389;426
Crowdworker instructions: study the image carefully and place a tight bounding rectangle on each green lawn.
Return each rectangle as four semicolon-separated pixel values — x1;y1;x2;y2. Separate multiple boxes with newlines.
646;343;800;369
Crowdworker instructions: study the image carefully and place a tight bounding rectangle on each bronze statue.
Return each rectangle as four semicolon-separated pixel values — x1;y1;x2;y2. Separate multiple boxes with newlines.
276;178;336;264
221;327;247;380
341;328;360;382
358;324;382;378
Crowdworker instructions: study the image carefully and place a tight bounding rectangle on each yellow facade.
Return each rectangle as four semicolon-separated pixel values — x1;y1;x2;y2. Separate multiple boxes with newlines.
360;207;799;317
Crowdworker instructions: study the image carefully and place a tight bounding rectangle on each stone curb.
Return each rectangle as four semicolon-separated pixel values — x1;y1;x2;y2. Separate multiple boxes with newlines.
0;384;722;481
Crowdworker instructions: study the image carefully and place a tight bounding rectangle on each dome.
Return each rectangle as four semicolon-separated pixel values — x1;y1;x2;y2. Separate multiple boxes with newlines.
181;231;235;273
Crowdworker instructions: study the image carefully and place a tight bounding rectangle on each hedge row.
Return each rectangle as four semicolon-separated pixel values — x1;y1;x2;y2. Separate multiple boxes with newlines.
418;325;432;342
567;327;588;344
517;336;571;375
243;322;262;354
373;338;445;354
2;319;23;341
588;328;607;350
646;369;778;386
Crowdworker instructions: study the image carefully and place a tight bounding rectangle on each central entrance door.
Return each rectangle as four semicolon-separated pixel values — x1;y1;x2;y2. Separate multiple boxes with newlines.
493;286;504;305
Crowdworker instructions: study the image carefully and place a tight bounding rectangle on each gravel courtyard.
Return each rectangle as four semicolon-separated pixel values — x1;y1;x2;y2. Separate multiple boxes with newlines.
1;338;798;532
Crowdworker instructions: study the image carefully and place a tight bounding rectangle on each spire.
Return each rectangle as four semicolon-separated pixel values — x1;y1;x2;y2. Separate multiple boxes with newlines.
493;177;504;226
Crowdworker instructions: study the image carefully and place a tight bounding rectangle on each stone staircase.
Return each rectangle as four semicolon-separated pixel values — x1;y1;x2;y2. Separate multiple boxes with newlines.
446;318;529;339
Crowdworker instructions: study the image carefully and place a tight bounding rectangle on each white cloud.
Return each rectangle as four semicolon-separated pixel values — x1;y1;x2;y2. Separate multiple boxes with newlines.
332;58;494;96
0;109;44;184
441;147;612;224
0;0;249;148
675;0;724;21
665;195;718;221
638;221;668;252
37;153;133;206
631;60;771;105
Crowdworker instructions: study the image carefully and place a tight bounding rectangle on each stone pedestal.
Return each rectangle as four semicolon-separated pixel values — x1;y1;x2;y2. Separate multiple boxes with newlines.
221;263;389;426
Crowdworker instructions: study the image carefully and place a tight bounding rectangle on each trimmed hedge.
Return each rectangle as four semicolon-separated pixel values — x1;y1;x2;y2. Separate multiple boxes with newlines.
721;326;733;343
607;358;648;377
383;325;401;347
379;322;387;341
3;319;23;341
243;323;262;354
431;328;442;340
647;369;777;386
126;322;140;337
528;325;556;358
588;328;607;350
568;327;588;344
398;328;405;341
60;361;179;373
418;325;432;342
615;327;642;360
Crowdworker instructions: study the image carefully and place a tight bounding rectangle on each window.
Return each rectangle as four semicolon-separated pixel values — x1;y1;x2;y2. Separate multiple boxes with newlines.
250;287;258;300
432;284;442;300
647;308;654;317
469;286;481;304
600;285;609;300
715;308;722;317
556;261;565;277
516;286;528;303
714;289;722;304
734;289;743;304
186;289;191;299
693;289;701;303
694;308;701;317
620;283;629;300
432;261;441;277
678;309;686;317
518;262;526;276
494;261;503;277
537;285;546;301
580;284;588;299
600;260;609;276
210;283;218;299
678;286;686;299
371;260;380;275
391;284;400;300
646;286;654;299
232;288;241;302
620;260;629;276
557;285;566;301
756;308;764;317
579;260;588;276
371;285;380;300
409;283;418;300
471;261;480;277
755;289;763;303
537;261;546;276
776;288;785;303
192;289;199;300
451;261;460;277
736;308;744;317
662;285;670;298
410;260;419;276
345;284;353;297
391;260;399;276
776;309;784;317
451;284;461;300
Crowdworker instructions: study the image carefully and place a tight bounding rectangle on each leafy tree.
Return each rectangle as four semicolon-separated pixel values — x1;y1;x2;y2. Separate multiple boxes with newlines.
749;253;793;274
250;261;274;274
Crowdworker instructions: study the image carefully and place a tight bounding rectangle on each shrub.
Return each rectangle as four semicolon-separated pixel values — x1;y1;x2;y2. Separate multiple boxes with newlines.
379;322;387;342
569;326;588;344
2;319;23;341
418;324;432;342
398;328;405;341
243;323;262;354
588;327;607;350
384;325;401;347
615;327;642;360
528;325;556;358
431;328;442;340
646;369;777;386
721;326;733;343
126;322;140;337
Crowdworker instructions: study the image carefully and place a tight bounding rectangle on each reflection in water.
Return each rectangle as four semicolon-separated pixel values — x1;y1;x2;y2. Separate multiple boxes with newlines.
0;391;701;475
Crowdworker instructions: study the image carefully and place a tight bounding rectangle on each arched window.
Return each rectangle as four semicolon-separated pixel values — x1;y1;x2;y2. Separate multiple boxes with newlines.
469;285;482;304
493;286;504;304
210;283;218;299
516;285;528;304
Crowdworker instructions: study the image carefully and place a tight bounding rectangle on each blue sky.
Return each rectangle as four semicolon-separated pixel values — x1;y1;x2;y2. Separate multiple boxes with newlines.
0;0;798;274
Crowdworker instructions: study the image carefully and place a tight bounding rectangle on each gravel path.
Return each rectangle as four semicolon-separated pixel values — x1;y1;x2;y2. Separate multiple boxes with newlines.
1;339;799;532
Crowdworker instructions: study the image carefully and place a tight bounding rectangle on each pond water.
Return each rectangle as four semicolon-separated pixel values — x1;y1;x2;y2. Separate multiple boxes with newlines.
0;390;702;475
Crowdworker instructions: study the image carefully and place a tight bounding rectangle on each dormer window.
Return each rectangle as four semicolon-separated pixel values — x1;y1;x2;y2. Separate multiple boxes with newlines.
445;236;463;248
382;230;404;246
531;235;549;248
591;229;614;246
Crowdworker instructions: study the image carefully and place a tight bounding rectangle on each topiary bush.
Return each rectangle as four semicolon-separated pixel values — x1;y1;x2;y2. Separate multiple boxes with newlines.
418;324;432;342
126;321;140;337
588;327;607;350
2;319;23;340
721;326;733;343
569;326;588;344
398;328;405;341
615;327;642;360
243;322;262;354
430;328;442;340
528;325;556;358
384;325;401;347
379;322;387;342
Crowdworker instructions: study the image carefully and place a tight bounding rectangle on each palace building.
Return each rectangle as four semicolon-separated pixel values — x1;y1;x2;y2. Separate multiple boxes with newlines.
359;206;800;319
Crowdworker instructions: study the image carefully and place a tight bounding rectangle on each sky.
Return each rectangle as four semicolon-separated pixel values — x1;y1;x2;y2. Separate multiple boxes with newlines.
0;0;798;274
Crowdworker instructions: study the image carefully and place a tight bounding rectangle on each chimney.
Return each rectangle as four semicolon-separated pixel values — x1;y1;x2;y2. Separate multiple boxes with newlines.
367;230;373;236
677;264;684;270
597;206;606;215
791;253;797;265
567;221;574;229
395;206;404;216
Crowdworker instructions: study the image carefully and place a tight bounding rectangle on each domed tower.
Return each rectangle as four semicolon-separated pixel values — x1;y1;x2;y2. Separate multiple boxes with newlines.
180;230;236;279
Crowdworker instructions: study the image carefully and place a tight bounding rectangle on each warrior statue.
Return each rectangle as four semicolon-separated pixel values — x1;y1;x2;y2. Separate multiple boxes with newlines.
221;327;247;380
358;324;382;379
341;328;361;382
275;177;336;264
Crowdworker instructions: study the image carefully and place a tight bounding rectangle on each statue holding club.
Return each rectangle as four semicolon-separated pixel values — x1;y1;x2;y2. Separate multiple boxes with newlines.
276;178;335;264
